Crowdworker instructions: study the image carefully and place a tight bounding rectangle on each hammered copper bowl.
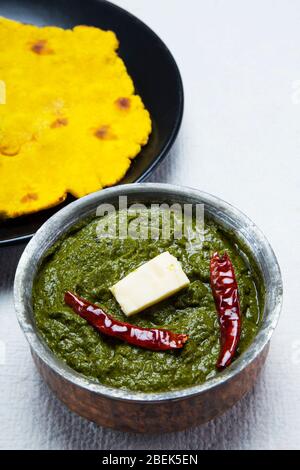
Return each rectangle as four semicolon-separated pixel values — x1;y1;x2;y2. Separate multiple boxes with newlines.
14;183;283;433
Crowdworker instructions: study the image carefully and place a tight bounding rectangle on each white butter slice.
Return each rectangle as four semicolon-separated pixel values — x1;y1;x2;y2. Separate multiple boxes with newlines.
110;251;190;317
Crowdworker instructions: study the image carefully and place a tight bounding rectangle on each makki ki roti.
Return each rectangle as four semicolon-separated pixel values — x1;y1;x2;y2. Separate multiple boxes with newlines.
0;17;152;218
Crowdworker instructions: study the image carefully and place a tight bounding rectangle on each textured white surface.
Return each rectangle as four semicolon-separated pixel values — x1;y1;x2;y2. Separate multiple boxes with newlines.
1;0;300;450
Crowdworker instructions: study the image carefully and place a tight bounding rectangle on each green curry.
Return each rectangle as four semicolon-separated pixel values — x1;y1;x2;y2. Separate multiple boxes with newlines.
33;208;262;392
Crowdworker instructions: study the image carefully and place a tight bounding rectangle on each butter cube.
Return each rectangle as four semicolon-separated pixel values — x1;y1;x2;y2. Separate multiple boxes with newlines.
110;251;190;317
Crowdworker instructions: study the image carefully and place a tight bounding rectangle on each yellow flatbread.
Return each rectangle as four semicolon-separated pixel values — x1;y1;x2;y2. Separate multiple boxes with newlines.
0;17;151;217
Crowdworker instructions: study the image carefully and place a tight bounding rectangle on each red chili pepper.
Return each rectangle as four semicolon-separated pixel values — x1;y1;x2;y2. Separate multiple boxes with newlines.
210;252;241;369
64;291;188;351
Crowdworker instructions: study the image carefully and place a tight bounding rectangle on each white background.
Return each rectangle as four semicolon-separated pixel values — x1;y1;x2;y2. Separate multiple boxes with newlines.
1;0;300;449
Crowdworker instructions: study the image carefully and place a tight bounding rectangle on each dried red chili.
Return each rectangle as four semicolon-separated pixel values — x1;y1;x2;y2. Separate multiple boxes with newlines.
64;291;188;351
210;252;241;369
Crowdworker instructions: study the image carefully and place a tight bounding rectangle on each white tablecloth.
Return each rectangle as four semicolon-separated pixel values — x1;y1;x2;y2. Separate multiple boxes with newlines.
1;0;299;449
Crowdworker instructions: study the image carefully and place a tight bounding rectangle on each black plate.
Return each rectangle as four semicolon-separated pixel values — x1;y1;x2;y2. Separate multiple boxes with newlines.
0;0;183;245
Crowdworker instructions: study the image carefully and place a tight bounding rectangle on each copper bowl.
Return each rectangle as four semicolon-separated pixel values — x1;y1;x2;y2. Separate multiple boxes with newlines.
14;183;283;432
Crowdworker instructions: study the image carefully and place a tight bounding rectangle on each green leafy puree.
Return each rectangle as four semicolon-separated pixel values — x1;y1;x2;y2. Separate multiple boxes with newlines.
33;209;262;392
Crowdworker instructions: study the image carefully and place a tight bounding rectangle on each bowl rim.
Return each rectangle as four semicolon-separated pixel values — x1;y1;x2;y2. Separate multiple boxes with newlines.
14;183;283;403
